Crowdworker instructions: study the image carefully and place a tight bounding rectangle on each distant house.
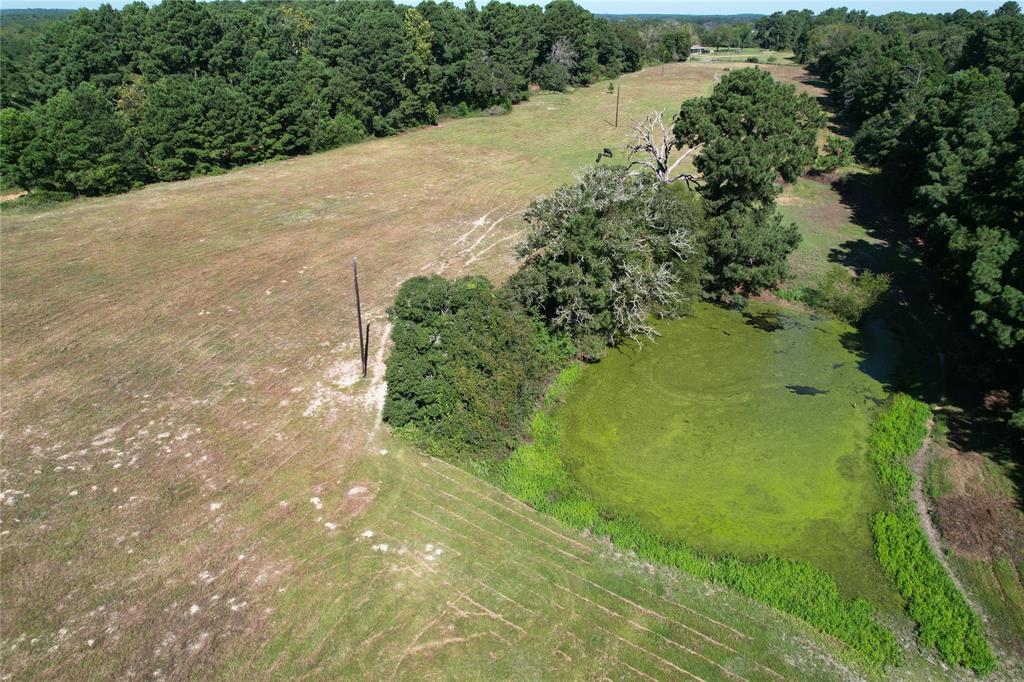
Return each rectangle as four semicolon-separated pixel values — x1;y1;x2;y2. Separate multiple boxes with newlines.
690;45;711;55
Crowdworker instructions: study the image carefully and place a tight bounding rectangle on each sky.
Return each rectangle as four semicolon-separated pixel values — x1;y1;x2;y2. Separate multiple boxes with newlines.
0;0;1008;13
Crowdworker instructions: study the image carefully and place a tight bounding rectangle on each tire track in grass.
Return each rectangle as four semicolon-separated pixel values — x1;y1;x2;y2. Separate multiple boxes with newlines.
551;583;747;681
638;586;752;641
422;458;593;554
411;463;764;650
414;475;592;564
402;460;804;680
390;480;775;680
378;517;728;680
606;652;663;681
595;624;708;682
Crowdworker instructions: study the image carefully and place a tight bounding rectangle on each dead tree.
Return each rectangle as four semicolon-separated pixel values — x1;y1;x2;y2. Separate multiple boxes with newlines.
549;38;577;72
624;111;702;187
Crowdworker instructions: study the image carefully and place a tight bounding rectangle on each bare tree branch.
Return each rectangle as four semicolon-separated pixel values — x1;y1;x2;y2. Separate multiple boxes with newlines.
624;111;703;188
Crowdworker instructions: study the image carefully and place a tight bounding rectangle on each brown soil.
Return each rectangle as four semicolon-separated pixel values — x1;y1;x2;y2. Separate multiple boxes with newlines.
933;449;1024;563
910;427;978;607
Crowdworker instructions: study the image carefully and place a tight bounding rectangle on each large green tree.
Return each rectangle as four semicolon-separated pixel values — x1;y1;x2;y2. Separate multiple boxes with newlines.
508;166;704;355
0;0;642;196
906;69;1022;349
673;68;825;294
18;82;137;195
134;75;258;181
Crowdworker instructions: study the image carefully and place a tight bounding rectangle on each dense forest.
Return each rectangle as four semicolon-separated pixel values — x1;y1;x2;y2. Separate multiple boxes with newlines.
755;3;1024;430
0;0;696;196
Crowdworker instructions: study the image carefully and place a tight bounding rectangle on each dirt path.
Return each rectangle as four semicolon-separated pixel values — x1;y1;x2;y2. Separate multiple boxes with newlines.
909;421;983;616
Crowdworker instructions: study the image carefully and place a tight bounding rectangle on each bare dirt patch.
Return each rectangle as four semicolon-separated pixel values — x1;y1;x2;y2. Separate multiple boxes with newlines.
934;449;1024;563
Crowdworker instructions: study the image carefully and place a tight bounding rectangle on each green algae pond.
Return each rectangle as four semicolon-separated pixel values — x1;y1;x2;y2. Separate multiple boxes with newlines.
558;301;903;607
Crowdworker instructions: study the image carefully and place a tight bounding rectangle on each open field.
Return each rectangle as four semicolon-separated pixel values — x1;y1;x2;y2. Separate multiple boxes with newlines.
0;61;883;679
558;301;901;607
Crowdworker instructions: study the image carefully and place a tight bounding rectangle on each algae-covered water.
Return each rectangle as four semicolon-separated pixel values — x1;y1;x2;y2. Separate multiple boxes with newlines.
559;301;903;606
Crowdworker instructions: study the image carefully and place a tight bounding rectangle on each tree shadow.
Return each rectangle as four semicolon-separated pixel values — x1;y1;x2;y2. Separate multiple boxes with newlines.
796;71;854;137
830;171;1024;504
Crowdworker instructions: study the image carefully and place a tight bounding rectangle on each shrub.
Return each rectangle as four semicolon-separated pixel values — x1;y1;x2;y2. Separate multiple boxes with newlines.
867;394;931;499
807;265;891;323
383;276;566;459
535;60;570;92
312;111;367;151
746;56;760;63
815;135;854;172
1011;391;1024;431
874;511;996;674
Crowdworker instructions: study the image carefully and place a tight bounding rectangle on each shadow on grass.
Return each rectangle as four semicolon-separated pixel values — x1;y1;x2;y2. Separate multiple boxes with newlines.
827;171;1024;505
797;69;856;138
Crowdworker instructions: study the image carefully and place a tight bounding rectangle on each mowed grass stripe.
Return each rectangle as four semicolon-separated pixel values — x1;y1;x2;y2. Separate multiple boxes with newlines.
394;463;791;679
375;507;738;680
402;448;846;679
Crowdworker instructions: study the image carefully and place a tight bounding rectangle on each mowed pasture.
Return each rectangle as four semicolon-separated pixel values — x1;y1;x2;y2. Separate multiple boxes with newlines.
2;61;898;680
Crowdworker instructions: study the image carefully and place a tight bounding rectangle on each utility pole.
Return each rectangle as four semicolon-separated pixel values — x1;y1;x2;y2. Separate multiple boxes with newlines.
352;257;369;378
615;84;620;128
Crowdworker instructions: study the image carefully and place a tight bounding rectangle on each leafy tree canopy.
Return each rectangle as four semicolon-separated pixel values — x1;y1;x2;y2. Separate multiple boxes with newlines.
382;275;562;458
674;68;824;294
508;166;704;355
0;0;639;196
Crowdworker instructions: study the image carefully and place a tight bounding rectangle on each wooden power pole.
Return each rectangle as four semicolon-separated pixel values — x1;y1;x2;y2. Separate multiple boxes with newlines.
352;257;369;378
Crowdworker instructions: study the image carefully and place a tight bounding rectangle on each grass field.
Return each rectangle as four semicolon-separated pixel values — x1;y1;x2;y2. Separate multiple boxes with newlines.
557;301;902;608
1;60;888;679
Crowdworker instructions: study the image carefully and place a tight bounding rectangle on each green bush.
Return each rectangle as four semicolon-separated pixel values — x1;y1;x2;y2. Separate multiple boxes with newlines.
535;60;570;92
874;511;996;674
383;276;567;460
808;265;891;323
868;394;931;499
868;396;996;674
815;135;854;172
312;111;367;151
498;368;901;668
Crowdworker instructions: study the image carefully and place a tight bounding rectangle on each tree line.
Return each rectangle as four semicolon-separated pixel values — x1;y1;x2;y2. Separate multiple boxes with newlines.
757;3;1023;429
0;0;684;197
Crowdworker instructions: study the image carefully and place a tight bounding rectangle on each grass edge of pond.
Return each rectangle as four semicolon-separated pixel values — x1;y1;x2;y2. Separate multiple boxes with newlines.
484;364;903;671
